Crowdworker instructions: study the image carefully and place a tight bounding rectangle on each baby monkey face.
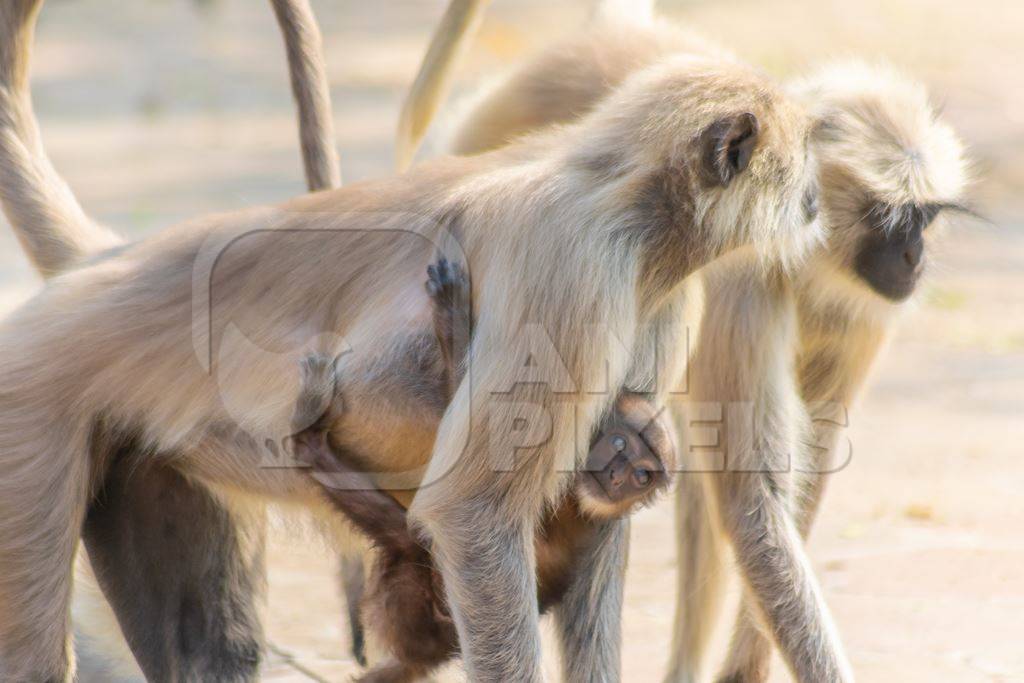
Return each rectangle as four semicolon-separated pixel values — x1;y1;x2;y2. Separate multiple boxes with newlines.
575;396;676;519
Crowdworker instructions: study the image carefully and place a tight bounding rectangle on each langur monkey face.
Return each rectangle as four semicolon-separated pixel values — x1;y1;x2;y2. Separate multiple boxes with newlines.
852;202;941;301
575;394;676;519
793;62;969;304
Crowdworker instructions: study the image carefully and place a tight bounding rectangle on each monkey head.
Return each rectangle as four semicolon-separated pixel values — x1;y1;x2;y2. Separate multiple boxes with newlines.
575;394;676;519
568;54;823;275
791;62;969;306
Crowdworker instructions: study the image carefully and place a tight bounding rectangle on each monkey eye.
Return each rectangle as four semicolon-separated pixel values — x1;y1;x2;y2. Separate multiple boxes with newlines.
633;468;652;488
917;203;943;231
866;202;943;234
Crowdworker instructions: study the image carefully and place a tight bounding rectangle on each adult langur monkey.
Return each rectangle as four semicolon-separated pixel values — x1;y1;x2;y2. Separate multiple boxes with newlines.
404;10;969;683
0;0;342;679
0;2;824;681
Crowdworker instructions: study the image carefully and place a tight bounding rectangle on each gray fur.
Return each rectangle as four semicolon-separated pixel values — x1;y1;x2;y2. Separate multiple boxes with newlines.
0;9;817;679
553;517;630;683
268;0;341;191
435;17;967;683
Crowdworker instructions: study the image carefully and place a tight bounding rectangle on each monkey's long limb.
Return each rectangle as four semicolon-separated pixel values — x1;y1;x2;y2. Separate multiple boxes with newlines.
82;459;265;683
552;516;629;683
269;0;341;191
715;399;851;682
0;7;282;679
395;0;490;171
293;427;422;555
0;0;121;277
683;275;852;683
665;465;730;683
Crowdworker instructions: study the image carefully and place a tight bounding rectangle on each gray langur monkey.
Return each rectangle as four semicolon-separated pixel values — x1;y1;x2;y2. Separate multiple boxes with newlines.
0;1;342;680
0;3;822;681
431;13;969;683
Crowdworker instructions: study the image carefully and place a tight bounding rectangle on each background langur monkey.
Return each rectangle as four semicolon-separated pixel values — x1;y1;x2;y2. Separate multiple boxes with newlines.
427;15;969;683
290;257;675;683
0;5;822;680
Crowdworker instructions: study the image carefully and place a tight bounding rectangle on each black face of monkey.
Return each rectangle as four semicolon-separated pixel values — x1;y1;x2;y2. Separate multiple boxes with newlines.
854;202;942;301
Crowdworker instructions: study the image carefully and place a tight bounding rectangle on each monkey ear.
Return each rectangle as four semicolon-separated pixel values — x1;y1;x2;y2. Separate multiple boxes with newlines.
699;112;760;188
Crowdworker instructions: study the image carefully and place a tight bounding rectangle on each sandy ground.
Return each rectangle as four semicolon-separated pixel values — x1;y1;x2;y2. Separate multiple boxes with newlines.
1;1;1021;681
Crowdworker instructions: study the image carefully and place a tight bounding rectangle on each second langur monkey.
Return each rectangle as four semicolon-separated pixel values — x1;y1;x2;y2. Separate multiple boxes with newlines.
435;13;969;683
0;6;823;680
290;257;675;683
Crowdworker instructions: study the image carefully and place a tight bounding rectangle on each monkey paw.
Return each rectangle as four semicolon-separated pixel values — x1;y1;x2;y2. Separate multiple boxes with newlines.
425;256;469;306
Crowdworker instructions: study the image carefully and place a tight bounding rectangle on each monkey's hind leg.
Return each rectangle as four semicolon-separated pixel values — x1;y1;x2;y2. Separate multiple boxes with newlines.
82;458;265;683
0;421;92;682
665;471;731;683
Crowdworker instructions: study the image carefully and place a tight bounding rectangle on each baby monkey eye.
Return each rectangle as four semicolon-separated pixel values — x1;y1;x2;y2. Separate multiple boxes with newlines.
633;468;652;487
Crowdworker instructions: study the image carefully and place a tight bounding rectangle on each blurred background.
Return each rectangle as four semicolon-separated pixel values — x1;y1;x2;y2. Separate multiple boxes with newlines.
2;1;1021;681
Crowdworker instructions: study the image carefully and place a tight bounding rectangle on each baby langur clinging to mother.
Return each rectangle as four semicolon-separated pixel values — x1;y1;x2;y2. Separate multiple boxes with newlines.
290;257;675;683
0;2;824;677
424;12;969;683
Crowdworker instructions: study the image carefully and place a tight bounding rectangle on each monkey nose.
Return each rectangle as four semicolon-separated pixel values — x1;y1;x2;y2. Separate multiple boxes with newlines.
607;459;627;488
903;240;923;269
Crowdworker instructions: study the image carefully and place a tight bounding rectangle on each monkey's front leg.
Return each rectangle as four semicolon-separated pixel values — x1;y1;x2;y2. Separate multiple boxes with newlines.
411;483;542;682
552;516;629;683
409;381;561;682
706;467;852;683
716;404;848;683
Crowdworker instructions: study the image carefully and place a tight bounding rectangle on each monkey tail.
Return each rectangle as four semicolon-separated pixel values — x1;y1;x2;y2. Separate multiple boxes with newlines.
395;0;490;172
269;0;341;192
0;0;123;279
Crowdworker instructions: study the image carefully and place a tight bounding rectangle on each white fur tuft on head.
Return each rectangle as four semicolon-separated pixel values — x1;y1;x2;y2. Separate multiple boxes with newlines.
791;60;968;207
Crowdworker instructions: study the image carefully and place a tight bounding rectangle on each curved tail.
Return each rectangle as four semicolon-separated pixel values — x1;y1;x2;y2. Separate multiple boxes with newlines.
270;0;341;192
395;0;490;171
394;0;660;171
0;0;122;278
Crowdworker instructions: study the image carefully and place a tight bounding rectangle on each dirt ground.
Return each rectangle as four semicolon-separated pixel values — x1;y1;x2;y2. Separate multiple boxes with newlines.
1;1;1021;681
